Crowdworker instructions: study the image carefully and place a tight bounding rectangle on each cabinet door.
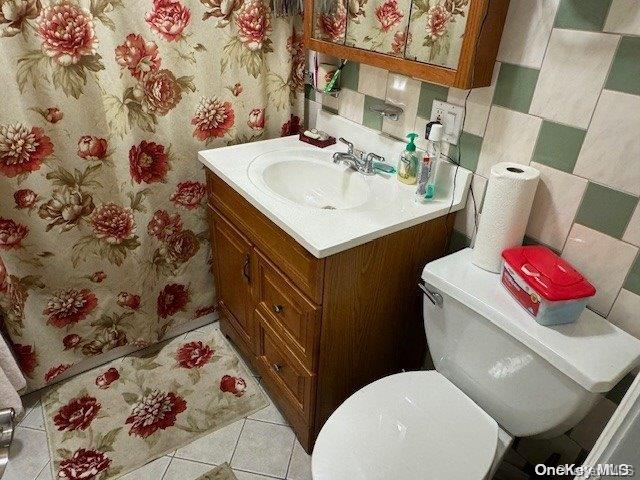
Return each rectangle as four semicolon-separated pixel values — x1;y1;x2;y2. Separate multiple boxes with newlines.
211;210;255;350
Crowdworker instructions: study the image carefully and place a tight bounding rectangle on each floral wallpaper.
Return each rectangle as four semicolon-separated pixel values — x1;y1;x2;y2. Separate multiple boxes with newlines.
405;0;470;68
0;0;303;392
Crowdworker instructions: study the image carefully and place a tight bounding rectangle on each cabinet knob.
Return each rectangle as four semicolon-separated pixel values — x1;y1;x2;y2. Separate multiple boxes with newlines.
273;304;284;313
273;363;283;372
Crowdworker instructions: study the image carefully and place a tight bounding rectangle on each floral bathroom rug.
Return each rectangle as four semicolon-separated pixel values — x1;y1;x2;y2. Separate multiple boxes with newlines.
41;330;267;479
197;463;238;480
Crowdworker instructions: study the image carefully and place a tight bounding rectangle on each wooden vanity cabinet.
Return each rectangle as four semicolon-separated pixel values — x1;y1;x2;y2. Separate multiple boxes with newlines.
206;170;453;453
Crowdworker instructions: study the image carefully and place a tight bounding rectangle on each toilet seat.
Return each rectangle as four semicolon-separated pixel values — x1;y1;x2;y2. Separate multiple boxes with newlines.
312;371;500;480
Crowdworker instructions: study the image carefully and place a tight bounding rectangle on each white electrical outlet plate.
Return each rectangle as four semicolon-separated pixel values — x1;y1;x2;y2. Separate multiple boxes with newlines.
430;100;464;145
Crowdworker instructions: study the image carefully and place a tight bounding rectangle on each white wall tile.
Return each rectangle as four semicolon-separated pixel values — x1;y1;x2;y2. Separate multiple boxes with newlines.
357;64;388;99
455;174;487;240
527;163;588;251
562;224;638;315
382;73;421;139
497;0;560;69
624;204;640;247
476;106;541;177
529;29;619;128
609;289;640;340
320;92;339;112
337;89;365;124
573;90;640;196
447;63;500;137
569;398;618;450
604;0;640;35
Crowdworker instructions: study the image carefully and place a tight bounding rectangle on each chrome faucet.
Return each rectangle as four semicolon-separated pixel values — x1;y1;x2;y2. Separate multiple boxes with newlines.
332;138;385;176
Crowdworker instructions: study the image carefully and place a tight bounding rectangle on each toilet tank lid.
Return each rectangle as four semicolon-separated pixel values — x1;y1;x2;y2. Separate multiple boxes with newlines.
421;248;640;393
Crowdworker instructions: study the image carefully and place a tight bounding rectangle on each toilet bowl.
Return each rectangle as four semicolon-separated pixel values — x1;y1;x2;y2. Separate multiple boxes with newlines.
312;249;640;480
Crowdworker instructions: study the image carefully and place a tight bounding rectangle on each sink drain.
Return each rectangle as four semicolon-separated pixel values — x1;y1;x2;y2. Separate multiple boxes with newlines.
321;205;337;210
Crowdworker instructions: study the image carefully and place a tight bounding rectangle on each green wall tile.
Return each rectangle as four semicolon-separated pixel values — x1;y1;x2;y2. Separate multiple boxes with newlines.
340;62;360;91
362;95;385;130
605;36;640;96
624;255;640;296
606;373;635;404
531;121;586;173
417;82;449;119
554;0;612;31
456;131;483;172
492;63;540;113
575;182;639;239
448;230;471;253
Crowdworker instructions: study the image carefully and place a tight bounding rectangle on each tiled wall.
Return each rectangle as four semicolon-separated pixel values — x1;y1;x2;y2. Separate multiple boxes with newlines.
306;0;640;474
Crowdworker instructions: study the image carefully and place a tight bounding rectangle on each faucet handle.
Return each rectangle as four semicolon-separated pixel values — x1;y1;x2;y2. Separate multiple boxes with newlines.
339;137;354;154
366;153;385;163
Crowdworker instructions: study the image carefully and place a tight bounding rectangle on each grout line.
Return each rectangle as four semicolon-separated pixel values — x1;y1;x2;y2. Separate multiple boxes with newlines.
228;418;246;468
233;467;284;479
283;435;297;480
33;460;50;480
18;424;46;433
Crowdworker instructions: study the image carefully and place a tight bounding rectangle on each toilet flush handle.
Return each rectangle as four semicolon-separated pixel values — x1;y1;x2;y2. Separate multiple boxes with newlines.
418;281;443;308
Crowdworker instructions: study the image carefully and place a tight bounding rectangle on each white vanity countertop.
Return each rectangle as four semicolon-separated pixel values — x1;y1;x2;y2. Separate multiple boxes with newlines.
199;135;472;258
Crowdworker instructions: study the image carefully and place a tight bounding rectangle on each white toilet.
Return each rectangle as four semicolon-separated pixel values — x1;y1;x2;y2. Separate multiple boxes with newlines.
312;249;640;480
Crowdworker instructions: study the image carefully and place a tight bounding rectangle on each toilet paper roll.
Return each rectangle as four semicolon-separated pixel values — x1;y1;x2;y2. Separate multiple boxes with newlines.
472;162;540;273
317;63;338;90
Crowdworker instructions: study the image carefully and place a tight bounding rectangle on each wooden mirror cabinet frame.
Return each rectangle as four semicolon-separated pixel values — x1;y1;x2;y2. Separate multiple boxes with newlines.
303;0;509;88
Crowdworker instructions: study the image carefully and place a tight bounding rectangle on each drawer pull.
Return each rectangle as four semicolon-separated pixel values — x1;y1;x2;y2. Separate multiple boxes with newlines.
273;363;283;372
273;304;284;313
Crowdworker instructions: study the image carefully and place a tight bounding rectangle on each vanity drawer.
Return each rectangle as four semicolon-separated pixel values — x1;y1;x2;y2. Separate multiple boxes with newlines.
256;252;320;371
255;309;315;422
206;171;324;304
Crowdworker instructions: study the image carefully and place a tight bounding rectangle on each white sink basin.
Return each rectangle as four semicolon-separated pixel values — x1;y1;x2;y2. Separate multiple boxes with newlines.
248;149;383;210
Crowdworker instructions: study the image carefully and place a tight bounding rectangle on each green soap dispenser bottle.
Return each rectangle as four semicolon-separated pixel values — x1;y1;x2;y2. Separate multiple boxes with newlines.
397;133;420;185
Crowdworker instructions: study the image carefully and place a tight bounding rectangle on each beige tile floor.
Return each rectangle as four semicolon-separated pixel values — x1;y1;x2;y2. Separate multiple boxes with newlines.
6;321;312;480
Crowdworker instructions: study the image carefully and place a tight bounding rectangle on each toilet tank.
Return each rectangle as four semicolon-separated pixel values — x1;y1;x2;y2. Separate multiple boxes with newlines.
421;249;640;438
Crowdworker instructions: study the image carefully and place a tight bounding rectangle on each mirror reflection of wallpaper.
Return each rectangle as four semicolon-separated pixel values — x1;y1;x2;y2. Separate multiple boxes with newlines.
314;0;348;43
345;0;412;57
405;0;470;68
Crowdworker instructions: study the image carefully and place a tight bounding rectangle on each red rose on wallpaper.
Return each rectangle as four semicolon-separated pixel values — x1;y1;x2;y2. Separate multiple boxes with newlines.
63;334;82;350
117;292;141;310
95;367;120;389
36;1;96;66
129;141;169;184
141;69;183;115
90;271;106;283
247;108;266;130
125;390;187;438
54;395;101;431
91;203;136;244
220;375;247;397
13;343;38;378
191;97;235;140
170;181;206;210
375;0;404;32
235;0;271;51
316;6;346;43
145;0;191;42
157;283;189;318
115;33;161;79
0;123;54;178
77;135;108;160
280;115;300;136
0;218;29;250
176;341;214;368
390;30;412;55
148;209;182;240
44;363;72;382
425;4;451;40
44;107;63;124
58;449;111;480
13;189;38;209
43;288;98;328
166;230;200;263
